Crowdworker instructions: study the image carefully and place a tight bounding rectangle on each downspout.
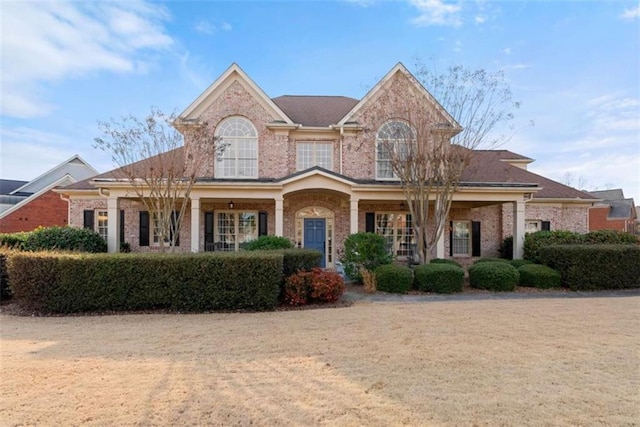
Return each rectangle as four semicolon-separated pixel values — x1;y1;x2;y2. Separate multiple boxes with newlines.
59;193;71;227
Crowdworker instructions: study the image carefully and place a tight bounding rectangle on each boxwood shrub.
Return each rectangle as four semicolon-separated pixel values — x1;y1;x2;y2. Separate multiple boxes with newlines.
524;230;638;263
374;264;413;294
518;264;561;289
23;226;107;253
241;235;294;250
280;249;322;278
473;257;510;264
539;244;640;290
414;263;464;293
469;261;519;292
341;232;392;282
8;251;283;313
429;258;463;268
510;259;533;269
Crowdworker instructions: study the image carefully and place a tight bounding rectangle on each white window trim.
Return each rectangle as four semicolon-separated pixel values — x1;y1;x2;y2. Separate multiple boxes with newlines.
525;220;542;233
451;220;471;257
375;212;414;258
214;210;258;251
214;116;259;179
296;141;333;171
375;120;415;181
96;210;108;241
151;212;170;246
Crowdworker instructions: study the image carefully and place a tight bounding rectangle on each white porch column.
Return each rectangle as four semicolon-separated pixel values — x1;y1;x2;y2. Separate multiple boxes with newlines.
436;230;445;259
107;196;120;253
275;197;284;236
350;198;359;234
190;197;200;253
512;200;526;259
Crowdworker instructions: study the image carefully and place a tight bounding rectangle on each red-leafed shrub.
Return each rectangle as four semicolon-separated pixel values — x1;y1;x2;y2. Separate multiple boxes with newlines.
283;268;345;305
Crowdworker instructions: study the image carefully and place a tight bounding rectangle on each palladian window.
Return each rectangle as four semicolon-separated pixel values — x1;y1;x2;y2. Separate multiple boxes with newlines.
215;116;258;178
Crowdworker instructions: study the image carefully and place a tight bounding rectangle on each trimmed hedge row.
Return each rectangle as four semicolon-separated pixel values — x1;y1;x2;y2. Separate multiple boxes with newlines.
524;230;638;263
0;252;10;299
430;258;463;268
280;249;323;278
9;252;283;313
518;264;561;289
0;227;107;253
414;263;464;293
539;244;640;290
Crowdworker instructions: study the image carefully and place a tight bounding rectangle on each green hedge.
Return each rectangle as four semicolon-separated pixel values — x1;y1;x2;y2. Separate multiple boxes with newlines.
430;258;463;268
539;245;640;290
280;249;322;278
0;252;10;299
524;230;638;264
414;263;464;293
241;236;294;251
473;257;510;264
518;264;561;289
8;252;283;313
22;226;107;253
341;233;392;282
374;264;413;294
510;259;533;269
0;232;30;250
469;261;519;292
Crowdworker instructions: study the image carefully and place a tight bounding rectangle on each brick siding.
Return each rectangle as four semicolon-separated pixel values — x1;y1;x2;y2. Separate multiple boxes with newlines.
0;190;68;233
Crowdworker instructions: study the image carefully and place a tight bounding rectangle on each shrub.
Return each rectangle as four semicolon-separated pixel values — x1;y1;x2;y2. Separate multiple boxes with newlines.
283;268;345;305
539;244;640;291
430;258;463;268
518;264;561;289
499;235;513;259
414;263;464;293
473;257;510;264
280;249;322;278
0;232;31;250
583;230;638;244
374;264;413;294
469;261;519;292
23;226;107;253
341;233;392;282
241;235;294;251
0;251;11;300
510;259;533;268
8;252;283;313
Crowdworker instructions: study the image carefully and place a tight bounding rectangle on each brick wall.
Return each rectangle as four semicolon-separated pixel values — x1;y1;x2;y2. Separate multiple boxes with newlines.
588;207;629;232
0;190;68;233
501;202;589;237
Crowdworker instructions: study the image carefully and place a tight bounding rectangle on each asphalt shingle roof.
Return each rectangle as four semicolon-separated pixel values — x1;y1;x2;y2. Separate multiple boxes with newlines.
272;95;359;127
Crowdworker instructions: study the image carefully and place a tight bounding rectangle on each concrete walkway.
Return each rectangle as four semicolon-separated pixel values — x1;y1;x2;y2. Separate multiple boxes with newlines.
342;286;640;303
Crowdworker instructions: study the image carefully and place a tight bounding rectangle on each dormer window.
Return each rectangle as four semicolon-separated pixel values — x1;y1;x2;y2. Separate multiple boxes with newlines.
215;116;258;178
376;120;415;180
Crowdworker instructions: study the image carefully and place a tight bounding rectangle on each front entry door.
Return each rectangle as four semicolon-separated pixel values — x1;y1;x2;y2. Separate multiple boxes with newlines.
304;218;326;268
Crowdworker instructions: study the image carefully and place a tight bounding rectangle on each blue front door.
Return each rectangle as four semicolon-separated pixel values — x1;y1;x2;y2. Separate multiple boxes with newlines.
304;218;326;268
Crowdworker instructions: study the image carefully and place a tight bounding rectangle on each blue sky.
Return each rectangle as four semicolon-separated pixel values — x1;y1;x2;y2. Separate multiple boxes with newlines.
1;0;639;203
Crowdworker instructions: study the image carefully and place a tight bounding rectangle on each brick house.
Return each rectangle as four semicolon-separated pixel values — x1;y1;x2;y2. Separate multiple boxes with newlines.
0;155;98;233
56;63;595;265
587;189;637;234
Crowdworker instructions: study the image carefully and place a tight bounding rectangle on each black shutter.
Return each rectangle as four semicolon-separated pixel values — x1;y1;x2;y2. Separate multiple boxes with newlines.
205;212;214;248
258;211;268;236
541;221;551;231
83;210;94;230
449;221;453;257
472;221;481;257
365;212;375;233
170;211;180;246
120;210;125;243
139;211;149;247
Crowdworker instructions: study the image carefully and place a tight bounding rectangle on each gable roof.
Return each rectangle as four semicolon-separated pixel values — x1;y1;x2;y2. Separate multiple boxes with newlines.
337;62;461;132
587;189;636;219
271;96;359;127
0;179;29;195
0;174;77;220
587;189;625;200
9;154;98;195
178;63;293;124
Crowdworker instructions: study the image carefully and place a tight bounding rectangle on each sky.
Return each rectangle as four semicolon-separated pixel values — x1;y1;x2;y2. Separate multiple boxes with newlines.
1;0;639;203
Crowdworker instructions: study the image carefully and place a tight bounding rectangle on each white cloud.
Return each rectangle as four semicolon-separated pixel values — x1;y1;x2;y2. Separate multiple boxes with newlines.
474;15;486;24
586;95;640;133
195;20;232;35
0;1;173;118
620;5;640;20
502;47;512;55
409;0;462;27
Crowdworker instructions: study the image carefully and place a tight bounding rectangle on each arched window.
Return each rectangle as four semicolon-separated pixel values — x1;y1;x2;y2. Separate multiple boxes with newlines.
215;116;258;178
376;120;415;180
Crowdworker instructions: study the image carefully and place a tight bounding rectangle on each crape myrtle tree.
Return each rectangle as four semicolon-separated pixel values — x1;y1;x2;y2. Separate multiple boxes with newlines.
94;107;222;252
375;62;520;263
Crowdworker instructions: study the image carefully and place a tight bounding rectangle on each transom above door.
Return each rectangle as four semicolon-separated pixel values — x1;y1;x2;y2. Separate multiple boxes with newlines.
296;206;334;269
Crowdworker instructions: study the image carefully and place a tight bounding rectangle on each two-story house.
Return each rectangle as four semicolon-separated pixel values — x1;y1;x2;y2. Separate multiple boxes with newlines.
57;63;595;266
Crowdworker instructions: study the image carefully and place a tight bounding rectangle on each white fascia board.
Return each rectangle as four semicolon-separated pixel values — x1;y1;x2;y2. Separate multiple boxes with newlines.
10;154;97;195
0;174;76;219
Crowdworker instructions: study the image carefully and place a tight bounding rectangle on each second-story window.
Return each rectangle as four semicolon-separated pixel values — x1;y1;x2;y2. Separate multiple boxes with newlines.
215;116;258;178
376;120;415;180
297;142;333;171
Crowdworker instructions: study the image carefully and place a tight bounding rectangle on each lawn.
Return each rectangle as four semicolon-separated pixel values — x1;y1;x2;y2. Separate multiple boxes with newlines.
1;296;638;426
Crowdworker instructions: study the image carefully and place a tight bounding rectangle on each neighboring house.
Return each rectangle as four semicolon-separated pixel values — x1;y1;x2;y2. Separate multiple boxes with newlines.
636;207;640;235
0;155;98;233
587;189;637;234
56;63;595;264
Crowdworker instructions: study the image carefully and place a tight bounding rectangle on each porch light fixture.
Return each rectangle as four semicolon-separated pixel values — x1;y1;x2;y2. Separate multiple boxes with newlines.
229;200;234;209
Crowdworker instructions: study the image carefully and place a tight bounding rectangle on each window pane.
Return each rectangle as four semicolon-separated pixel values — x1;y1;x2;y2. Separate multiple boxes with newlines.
97;210;108;241
217;212;235;251
215;118;257;178
452;221;470;255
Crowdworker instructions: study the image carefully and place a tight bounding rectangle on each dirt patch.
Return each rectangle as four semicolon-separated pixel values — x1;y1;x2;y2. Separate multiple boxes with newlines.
1;297;638;425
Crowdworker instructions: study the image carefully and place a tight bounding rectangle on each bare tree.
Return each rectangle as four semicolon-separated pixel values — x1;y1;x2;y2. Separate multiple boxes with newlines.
561;172;589;191
375;63;520;263
94;107;220;252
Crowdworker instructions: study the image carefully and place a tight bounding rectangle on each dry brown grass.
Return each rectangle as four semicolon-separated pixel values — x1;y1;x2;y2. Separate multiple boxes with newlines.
1;296;639;426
